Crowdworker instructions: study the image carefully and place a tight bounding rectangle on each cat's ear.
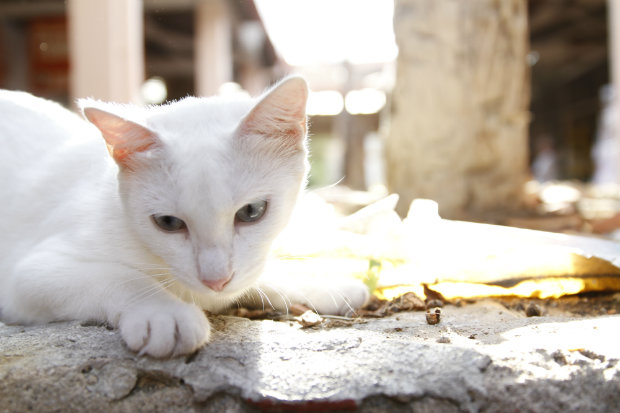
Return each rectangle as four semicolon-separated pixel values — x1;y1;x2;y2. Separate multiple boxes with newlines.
238;76;308;147
83;107;159;169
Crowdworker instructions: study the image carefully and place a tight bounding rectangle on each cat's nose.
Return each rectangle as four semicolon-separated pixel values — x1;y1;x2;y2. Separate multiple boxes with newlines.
201;272;233;292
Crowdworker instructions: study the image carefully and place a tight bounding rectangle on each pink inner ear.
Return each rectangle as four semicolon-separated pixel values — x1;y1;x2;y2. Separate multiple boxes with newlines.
83;107;157;167
239;110;307;147
238;78;309;145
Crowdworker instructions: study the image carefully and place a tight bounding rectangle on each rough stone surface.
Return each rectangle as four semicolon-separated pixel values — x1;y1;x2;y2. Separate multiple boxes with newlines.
387;0;530;218
2;301;619;412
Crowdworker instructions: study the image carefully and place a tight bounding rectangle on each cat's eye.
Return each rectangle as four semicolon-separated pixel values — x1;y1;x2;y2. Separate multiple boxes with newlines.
235;200;268;223
151;214;187;232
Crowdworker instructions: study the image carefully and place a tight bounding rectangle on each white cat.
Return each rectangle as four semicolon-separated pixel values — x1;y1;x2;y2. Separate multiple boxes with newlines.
0;77;369;357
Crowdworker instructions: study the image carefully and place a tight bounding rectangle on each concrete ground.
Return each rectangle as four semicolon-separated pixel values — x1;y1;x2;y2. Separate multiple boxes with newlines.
1;299;619;413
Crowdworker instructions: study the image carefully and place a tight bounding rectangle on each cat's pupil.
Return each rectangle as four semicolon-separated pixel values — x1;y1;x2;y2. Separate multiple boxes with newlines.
235;200;267;223
151;214;187;232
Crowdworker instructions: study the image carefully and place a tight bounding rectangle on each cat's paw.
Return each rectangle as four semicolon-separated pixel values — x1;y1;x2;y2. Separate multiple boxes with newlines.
305;278;370;316
119;302;210;358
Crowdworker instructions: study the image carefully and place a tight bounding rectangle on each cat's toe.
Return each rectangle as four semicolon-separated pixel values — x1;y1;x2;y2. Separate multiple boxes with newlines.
119;312;150;353
119;302;210;358
171;306;211;356
139;313;178;357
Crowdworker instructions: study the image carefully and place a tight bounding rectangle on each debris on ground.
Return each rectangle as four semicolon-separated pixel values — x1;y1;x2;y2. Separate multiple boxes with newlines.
229;307;280;320
497;292;620;317
230;291;620;328
290;303;312;316
295;310;323;328
425;308;441;325
525;302;543;317
423;283;448;307
356;292;426;318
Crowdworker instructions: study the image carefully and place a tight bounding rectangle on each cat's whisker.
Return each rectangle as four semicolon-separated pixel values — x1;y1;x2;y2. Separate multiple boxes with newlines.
139;268;172;274
130;263;172;271
134;264;170;269
296;291;321;314
143;271;173;276
116;272;175;289
263;283;293;315
325;290;340;312
116;274;160;288
123;278;177;309
254;287;274;311
286;291;319;314
254;288;266;311
329;289;356;315
147;273;174;279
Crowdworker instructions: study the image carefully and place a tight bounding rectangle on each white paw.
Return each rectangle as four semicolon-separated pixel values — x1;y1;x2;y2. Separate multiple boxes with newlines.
119;301;210;358
305;278;370;316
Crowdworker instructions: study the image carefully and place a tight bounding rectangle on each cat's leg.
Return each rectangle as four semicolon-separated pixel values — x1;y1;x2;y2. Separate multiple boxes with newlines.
3;243;209;358
252;272;370;316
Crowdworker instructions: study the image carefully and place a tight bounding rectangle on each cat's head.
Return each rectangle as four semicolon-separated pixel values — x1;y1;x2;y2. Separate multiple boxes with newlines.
82;76;309;303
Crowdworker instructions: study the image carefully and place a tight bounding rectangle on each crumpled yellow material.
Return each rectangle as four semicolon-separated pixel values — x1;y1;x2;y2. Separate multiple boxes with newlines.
269;194;620;300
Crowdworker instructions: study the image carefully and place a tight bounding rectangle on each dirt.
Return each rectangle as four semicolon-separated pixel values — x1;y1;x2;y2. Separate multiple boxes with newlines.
228;290;620;327
492;291;620;317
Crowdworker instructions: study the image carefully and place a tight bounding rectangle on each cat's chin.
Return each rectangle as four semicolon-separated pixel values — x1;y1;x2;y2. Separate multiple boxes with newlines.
167;276;252;312
195;289;249;313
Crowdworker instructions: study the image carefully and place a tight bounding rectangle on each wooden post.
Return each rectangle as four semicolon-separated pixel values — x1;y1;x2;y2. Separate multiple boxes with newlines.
609;0;620;103
386;0;530;218
67;0;144;104
608;0;620;187
195;0;233;97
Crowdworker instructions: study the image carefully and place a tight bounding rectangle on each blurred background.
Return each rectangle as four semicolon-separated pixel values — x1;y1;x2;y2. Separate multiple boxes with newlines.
0;0;618;236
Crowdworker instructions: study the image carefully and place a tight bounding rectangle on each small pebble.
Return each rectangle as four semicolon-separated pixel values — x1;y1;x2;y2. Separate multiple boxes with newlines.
437;336;451;344
425;308;441;325
526;303;543;317
296;310;323;328
551;350;567;365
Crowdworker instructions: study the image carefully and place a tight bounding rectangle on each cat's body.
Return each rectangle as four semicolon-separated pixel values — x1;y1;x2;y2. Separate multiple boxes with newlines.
0;77;368;357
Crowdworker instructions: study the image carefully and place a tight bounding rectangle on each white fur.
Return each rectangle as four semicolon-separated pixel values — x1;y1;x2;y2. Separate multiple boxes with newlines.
0;78;369;358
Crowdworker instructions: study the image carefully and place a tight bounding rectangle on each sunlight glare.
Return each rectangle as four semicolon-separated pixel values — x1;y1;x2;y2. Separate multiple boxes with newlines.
307;90;344;116
218;82;251;98
255;0;398;66
345;88;387;114
141;77;167;104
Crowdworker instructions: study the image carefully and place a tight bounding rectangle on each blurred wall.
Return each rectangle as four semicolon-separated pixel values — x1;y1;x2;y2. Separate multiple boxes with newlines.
0;0;282;107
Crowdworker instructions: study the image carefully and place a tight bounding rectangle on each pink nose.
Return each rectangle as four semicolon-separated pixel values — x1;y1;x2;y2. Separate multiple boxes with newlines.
201;273;233;292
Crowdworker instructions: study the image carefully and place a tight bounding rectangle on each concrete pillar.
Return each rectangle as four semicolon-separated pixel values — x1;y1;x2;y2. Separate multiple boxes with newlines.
67;0;144;104
386;0;530;218
195;0;233;97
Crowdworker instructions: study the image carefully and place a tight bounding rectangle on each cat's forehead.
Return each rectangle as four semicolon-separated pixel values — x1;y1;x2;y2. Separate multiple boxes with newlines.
133;94;306;213
143;98;288;198
146;96;255;139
